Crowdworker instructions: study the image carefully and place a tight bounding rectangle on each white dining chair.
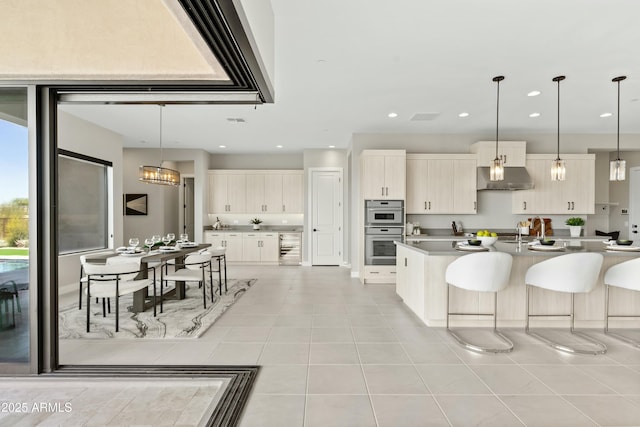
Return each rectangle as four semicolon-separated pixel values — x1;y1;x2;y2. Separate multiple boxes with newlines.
83;261;156;333
160;254;212;310
445;252;514;353
78;250;115;310
525;252;606;355
201;247;227;295
604;257;640;347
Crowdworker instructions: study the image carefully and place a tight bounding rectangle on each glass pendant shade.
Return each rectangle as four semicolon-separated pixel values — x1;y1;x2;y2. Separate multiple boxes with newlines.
139;165;180;186
139;105;180;187
609;158;626;181
490;157;504;181
550;158;566;181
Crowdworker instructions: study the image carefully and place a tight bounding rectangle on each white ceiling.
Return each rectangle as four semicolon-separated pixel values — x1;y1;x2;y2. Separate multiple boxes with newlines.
60;0;640;153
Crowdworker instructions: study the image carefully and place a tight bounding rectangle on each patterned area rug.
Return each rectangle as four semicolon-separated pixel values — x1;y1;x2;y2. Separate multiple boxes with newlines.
58;279;256;339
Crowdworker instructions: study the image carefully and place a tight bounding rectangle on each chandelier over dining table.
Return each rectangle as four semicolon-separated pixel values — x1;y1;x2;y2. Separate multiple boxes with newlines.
139;104;180;186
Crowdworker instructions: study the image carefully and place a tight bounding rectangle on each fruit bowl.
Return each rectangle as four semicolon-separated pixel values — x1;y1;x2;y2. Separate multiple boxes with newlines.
539;239;556;246
477;236;498;246
616;239;633;246
467;239;482;246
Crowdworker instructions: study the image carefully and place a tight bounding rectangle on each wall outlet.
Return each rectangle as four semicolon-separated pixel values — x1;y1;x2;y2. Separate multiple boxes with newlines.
621;208;628;215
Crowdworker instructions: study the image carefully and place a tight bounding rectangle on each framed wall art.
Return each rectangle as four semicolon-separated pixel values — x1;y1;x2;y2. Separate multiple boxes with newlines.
124;193;147;215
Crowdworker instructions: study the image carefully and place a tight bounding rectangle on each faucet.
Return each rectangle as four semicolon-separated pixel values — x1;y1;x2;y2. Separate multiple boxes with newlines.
533;216;545;240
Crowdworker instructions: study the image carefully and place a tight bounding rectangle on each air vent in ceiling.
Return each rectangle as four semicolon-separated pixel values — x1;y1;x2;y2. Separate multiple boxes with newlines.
226;117;246;123
410;112;440;121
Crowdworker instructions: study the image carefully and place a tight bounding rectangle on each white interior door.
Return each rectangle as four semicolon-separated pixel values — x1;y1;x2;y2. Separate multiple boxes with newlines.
311;169;342;265
630;167;640;239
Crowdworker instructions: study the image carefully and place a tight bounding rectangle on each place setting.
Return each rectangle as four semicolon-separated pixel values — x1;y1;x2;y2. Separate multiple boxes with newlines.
603;238;640;252
527;238;566;252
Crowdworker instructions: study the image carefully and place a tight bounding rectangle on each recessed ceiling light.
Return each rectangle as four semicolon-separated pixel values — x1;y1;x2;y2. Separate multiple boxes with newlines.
529;112;540;118
140;140;147;144
387;112;398;118
527;90;541;97
219;145;226;148
458;112;469;118
600;112;612;118
329;145;335;148
276;145;283;148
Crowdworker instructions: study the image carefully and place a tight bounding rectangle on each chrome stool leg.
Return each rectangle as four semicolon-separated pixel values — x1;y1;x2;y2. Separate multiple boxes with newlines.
525;285;607;355
604;284;640;348
446;284;514;353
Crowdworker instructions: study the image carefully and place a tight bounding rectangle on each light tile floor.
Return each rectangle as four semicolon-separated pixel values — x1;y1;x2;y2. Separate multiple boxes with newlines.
48;266;640;425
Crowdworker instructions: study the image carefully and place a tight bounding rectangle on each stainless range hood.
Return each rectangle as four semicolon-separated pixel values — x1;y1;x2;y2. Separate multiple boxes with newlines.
477;167;534;190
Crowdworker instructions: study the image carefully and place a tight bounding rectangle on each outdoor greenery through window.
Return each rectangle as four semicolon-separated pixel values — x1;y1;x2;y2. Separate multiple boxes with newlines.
58;151;112;254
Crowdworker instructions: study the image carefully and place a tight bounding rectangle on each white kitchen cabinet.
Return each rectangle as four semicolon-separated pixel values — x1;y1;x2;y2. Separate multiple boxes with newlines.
361;150;406;199
245;173;284;213
203;231;243;262
208;172;246;213
470;141;527;167
406;154;477;214
396;245;425;321
242;232;279;263
282;173;303;213
512;154;595;214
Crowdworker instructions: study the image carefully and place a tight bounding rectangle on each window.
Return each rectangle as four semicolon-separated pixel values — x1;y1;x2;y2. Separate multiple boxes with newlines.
58;150;112;254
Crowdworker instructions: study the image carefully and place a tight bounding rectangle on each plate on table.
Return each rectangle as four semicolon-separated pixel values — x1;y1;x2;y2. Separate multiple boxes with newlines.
455;244;489;252
159;246;179;253
606;245;640;252
528;245;565;252
179;242;198;248
116;247;142;253
119;251;143;257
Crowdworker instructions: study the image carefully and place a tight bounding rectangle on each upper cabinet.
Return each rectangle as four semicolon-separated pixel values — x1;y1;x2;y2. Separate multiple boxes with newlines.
406;154;477;214
470;141;527;167
361;150;406;199
209;170;303;214
512;154;595;214
209;172;246;213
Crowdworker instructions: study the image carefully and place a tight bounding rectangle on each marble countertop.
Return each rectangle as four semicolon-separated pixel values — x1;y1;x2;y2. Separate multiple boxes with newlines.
204;225;303;233
396;239;640;257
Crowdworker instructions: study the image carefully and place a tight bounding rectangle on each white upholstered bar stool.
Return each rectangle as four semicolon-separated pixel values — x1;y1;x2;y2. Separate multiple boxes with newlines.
445;252;514;353
525;252;606;355
604;257;640;348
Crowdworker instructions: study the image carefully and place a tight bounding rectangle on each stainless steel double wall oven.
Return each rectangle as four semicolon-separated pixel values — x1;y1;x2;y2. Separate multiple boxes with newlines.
364;200;404;265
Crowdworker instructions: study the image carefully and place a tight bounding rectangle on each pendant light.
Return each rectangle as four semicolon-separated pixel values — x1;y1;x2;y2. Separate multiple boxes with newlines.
139;105;180;186
610;76;627;181
490;76;505;181
550;75;566;181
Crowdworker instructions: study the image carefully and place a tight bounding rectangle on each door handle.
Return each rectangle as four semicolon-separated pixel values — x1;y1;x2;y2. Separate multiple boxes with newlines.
313;228;318;232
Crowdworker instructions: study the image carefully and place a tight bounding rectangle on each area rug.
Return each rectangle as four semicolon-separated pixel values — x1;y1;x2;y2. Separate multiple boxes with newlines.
58;279;256;339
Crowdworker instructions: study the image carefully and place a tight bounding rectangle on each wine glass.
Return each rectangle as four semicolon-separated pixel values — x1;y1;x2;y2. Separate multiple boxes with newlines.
128;237;139;250
144;238;154;252
167;233;176;243
162;234;172;247
180;233;188;243
152;235;161;246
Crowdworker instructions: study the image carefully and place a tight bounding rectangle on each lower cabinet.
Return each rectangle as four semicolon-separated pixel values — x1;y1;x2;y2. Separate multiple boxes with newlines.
362;265;396;283
242;233;279;263
395;245;426;321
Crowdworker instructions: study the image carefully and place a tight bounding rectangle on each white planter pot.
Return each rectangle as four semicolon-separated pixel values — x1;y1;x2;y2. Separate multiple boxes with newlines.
569;225;582;237
253;224;261;230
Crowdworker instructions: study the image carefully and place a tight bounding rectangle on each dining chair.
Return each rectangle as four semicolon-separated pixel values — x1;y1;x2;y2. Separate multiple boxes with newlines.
604;257;640;347
525;252;606;355
201;247;227;295
78;251;115;310
83;262;156;333
0;280;20;329
160;254;212;310
445;252;514;353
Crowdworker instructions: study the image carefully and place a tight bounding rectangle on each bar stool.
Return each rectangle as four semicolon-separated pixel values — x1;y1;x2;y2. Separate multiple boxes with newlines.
525;252;606;355
604;257;640;348
445;252;514;353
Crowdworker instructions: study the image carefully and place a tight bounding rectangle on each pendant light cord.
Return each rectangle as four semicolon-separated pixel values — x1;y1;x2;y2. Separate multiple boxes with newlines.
552;76;565;160
616;79;620;160
492;76;504;159
159;104;164;168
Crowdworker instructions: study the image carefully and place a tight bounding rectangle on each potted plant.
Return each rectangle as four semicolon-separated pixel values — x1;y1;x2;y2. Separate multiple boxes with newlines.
250;218;263;230
565;217;585;237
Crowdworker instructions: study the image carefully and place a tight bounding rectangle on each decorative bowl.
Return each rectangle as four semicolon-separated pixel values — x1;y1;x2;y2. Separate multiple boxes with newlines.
539;239;556;246
478;236;498;246
616;239;633;246
467;239;482;246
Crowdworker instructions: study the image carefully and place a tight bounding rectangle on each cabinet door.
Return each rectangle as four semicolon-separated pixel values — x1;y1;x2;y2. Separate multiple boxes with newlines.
384;155;406;199
282;173;303;213
499;144;526;167
209;174;228;213
512;159;551;214
227;174;246;213
224;233;244;262
396;246;409;300
204;232;224;248
361;155;386;199
264;174;284;213
425;159;453;213
245;174;265;213
242;234;261;262
453;159;477;214
406;159;427;213
562;159;595;214
405;249;425;320
260;233;280;262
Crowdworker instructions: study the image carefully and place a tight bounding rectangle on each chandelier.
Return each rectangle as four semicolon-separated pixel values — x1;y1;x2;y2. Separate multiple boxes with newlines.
139;105;180;186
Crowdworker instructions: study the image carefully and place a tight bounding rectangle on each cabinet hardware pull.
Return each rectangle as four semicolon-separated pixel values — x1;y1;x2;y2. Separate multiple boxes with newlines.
571;201;575;210
523;201;526;210
381;187;384;196
504;154;507;164
474;201;477;211
424;201;427;210
568;201;571;210
283;204;285;212
385;187;388;196
428;201;431;210
404;258;407;267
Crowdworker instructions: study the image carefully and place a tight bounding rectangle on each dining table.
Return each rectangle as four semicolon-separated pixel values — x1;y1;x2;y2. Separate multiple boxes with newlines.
86;243;211;312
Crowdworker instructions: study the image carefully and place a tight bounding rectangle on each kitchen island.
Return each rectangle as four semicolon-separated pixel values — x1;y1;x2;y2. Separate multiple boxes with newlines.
395;239;640;328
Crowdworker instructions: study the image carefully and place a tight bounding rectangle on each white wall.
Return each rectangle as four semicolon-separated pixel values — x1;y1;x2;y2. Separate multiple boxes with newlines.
209;153;303;169
57;110;124;293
